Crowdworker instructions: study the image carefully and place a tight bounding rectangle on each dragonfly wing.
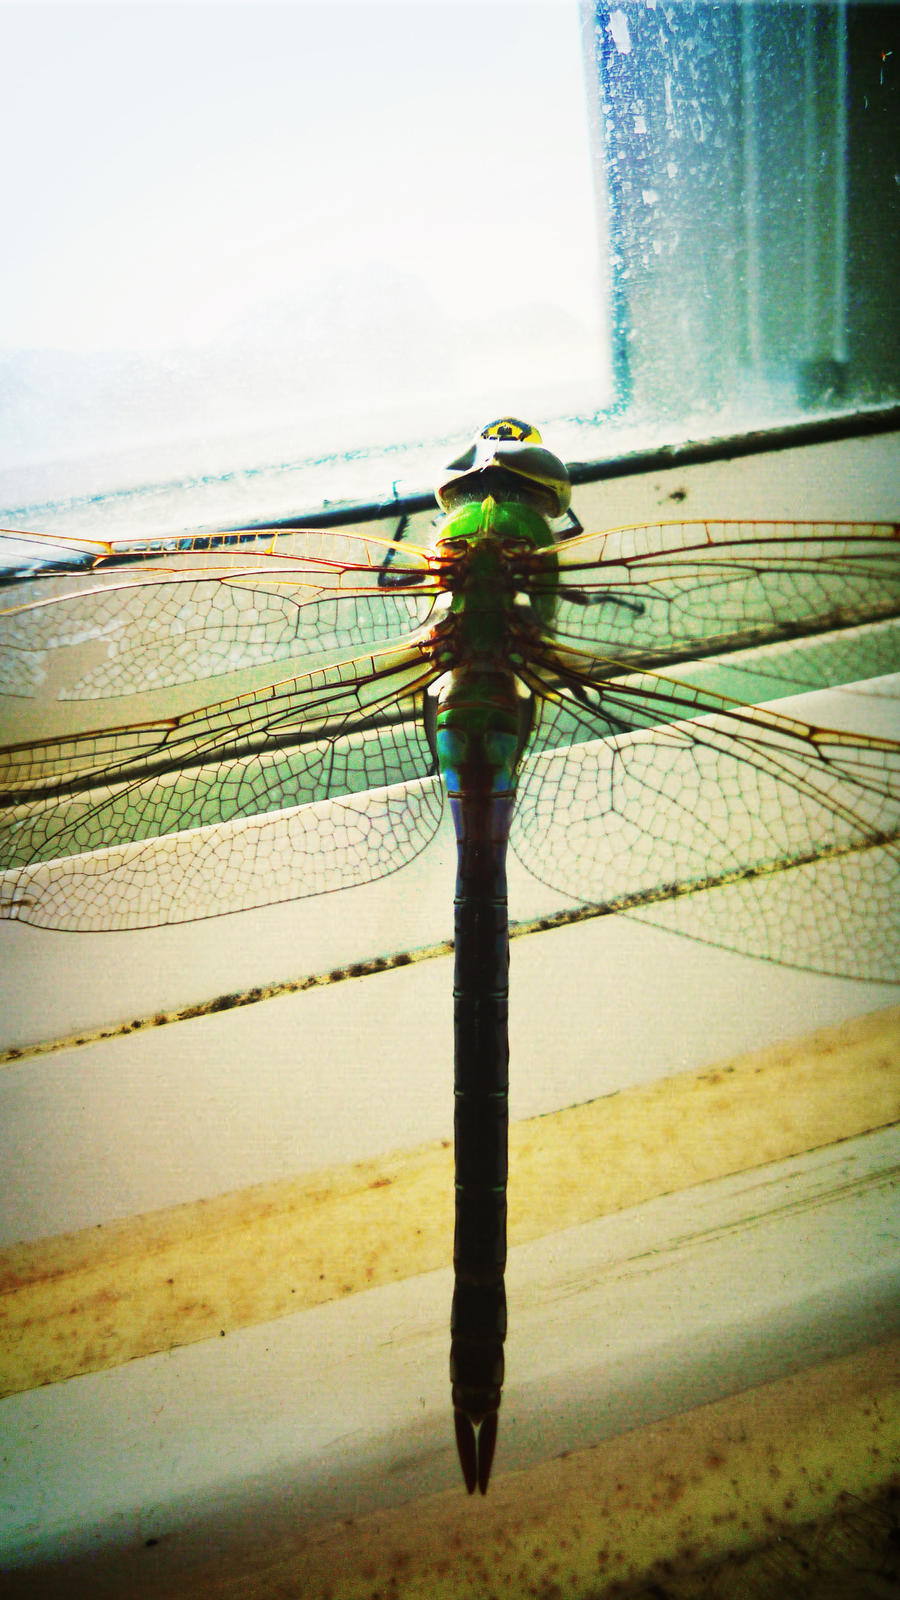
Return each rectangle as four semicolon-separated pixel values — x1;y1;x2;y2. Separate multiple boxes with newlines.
511;668;900;982
0;768;443;933
693;620;900;704
0;524;439;711
545;520;900;690
0;542;442;929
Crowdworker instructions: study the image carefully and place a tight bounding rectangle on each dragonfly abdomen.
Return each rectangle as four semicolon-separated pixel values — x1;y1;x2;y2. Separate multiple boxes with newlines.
449;784;512;1494
435;664;527;1493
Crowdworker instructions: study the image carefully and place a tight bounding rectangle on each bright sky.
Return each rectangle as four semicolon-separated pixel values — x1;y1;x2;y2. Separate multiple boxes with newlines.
2;0;600;353
0;0;611;506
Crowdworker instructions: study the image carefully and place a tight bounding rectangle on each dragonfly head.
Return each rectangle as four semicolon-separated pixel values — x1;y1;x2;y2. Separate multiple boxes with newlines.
437;418;571;518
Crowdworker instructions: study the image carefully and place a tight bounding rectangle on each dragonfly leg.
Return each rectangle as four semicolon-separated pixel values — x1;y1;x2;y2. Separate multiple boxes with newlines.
558;675;637;733
555;509;643;612
556;509;584;541
560;586;646;615
376;513;430;589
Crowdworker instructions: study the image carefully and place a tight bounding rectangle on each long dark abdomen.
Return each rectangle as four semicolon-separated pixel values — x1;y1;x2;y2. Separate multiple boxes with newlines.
449;787;513;1495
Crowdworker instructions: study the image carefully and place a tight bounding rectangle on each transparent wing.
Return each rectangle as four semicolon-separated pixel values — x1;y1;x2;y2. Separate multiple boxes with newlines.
512;659;900;982
4;517;899;967
701;619;900;704
0;524;443;930
542;520;900;687
0;523;440;710
0;648;441;930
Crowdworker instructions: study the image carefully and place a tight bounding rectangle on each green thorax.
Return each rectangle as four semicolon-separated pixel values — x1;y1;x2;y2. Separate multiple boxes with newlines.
435;495;558;653
431;496;559;798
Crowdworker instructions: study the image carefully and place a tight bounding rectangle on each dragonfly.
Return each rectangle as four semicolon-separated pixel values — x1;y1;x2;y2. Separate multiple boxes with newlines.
1;419;899;1493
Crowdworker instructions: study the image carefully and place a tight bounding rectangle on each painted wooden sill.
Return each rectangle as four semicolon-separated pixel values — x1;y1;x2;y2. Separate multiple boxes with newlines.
2;1004;897;1397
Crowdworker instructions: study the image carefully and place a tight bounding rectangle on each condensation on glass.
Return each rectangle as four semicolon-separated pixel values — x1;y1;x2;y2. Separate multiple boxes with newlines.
581;1;900;431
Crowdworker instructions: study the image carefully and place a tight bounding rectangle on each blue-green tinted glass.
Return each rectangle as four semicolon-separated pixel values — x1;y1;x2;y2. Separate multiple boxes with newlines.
582;0;899;434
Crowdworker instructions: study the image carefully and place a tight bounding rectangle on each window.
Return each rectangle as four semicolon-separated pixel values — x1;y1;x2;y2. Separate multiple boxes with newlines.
4;1;894;538
1;2;606;533
585;0;899;435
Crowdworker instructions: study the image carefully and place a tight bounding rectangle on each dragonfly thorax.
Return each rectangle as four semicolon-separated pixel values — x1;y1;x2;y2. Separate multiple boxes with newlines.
429;498;557;671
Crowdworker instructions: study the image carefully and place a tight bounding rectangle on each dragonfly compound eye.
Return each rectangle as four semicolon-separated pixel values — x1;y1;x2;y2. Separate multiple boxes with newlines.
437;421;571;518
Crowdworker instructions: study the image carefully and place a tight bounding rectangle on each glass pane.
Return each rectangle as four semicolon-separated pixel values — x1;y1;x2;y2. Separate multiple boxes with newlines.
0;1;610;532
583;0;900;438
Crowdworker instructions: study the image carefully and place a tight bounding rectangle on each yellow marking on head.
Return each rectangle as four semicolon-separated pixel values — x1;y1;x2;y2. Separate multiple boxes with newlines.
480;418;542;445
